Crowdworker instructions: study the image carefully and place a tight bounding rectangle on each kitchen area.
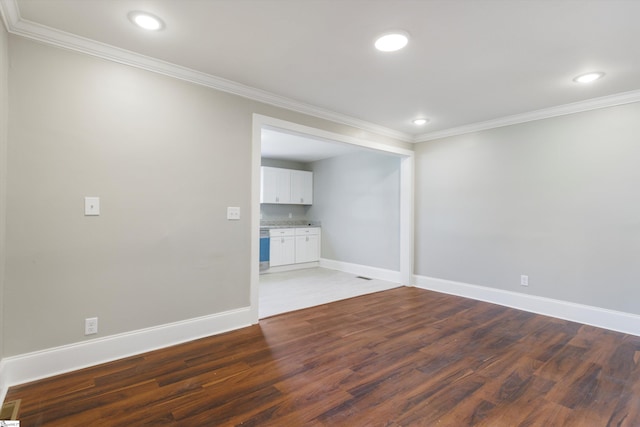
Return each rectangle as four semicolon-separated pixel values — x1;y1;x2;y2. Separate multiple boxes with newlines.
259;164;321;273
258;126;404;318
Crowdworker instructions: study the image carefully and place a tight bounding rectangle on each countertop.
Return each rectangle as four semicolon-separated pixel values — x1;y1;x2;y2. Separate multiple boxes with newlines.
260;221;321;230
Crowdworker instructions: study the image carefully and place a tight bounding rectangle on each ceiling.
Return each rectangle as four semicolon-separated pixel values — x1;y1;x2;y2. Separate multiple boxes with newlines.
261;128;362;163
3;0;640;143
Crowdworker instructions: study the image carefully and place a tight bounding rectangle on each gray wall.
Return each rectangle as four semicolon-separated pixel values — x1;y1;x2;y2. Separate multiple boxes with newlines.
4;36;409;356
0;20;8;358
308;151;401;271
415;102;640;315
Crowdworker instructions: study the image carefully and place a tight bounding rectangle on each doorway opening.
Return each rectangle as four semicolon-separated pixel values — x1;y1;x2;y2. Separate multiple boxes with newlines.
251;115;414;322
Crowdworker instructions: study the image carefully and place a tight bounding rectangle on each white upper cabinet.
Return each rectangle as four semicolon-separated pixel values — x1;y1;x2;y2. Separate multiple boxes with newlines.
290;170;313;205
261;167;313;205
260;167;291;204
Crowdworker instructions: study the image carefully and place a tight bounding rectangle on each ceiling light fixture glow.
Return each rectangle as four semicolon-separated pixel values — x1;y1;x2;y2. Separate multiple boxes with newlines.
573;72;605;84
412;118;429;126
375;31;409;52
128;11;165;31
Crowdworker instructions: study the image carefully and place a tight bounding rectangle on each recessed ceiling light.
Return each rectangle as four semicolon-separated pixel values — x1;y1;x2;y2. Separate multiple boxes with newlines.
128;11;165;31
375;31;410;52
573;72;605;84
412;118;429;126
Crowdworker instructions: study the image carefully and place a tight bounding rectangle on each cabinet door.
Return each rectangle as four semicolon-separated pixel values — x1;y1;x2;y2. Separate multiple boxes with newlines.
261;167;291;204
270;236;295;266
295;234;320;263
290;170;313;205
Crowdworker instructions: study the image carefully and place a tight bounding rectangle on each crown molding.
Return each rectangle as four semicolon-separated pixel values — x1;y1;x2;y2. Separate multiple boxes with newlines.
415;89;640;142
0;0;414;143
2;0;639;145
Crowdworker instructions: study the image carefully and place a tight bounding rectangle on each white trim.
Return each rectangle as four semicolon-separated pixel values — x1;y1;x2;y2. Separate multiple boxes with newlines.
0;359;7;405
414;275;640;337
399;155;415;287
263;262;320;274
0;0;412;143
250;117;262;324
257;115;414;157
0;306;252;402
320;258;402;283
415;90;640;142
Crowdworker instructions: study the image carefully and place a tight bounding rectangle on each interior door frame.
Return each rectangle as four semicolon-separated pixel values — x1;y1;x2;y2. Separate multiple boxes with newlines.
250;114;414;323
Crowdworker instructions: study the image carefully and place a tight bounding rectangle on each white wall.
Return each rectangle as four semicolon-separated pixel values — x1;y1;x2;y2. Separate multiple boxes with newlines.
309;151;401;271
415;102;640;315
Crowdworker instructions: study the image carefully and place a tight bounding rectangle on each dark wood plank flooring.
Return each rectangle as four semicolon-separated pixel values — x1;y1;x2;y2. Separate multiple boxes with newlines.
5;287;640;426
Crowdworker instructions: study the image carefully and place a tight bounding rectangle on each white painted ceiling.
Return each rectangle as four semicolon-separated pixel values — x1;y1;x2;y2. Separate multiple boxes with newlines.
261;128;362;163
5;0;640;144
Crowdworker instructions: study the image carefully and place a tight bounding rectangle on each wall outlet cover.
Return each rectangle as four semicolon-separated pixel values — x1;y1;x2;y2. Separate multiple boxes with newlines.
85;317;98;335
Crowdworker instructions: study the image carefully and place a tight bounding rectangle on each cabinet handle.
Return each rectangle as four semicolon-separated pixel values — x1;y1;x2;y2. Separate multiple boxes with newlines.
306;236;309;242
281;238;284;243
276;197;279;202
300;198;304;203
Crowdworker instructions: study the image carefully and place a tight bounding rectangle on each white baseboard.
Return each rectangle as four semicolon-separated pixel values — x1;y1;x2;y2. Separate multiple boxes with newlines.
0;358;7;406
320;258;401;283
414;275;640;337
262;261;319;274
0;306;253;404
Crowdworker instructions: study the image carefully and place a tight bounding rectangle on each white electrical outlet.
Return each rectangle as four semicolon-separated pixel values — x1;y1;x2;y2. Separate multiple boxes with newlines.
85;317;98;335
520;275;529;287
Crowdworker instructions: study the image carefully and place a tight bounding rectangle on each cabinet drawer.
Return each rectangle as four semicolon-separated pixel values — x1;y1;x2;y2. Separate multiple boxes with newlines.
269;228;295;237
295;227;320;236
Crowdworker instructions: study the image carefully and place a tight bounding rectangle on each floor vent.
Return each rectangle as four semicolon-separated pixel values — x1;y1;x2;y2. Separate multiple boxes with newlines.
0;399;21;421
356;276;372;281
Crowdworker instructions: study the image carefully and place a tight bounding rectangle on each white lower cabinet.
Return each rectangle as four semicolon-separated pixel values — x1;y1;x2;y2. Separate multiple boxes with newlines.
295;228;321;263
269;229;295;267
269;227;320;267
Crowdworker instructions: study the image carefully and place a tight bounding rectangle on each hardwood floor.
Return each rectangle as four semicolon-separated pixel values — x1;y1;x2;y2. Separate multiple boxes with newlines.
5;287;640;426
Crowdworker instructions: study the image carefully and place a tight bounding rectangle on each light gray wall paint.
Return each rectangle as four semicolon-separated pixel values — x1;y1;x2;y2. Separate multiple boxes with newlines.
4;36;408;356
308;151;401;271
0;20;9;358
415;102;640;315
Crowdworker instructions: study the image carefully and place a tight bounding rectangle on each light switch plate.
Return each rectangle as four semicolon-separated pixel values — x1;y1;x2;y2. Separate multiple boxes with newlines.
227;206;240;220
85;197;100;216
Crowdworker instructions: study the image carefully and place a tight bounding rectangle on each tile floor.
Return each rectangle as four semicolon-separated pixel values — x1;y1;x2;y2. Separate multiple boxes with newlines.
259;267;401;318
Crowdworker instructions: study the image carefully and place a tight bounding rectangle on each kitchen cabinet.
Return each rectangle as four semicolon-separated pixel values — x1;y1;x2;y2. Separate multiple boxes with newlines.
261;167;291;204
261;167;312;205
267;227;321;268
269;228;295;267
295;227;321;263
291;170;313;205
